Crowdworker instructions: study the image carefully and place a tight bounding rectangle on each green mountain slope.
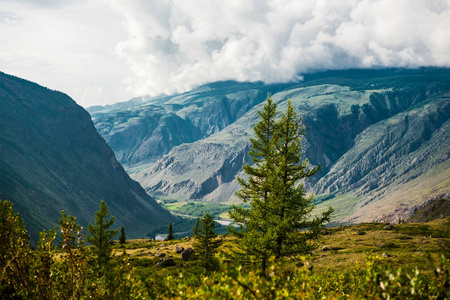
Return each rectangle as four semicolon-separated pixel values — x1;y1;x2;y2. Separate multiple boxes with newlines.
90;68;450;223
0;72;173;241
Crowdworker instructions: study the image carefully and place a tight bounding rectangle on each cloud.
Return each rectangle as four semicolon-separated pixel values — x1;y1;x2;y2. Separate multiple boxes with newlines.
0;0;132;107
110;0;450;97
1;0;449;107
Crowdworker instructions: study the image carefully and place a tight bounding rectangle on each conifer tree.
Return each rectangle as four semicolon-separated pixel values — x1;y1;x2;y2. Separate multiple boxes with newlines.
229;96;333;276
119;226;126;245
87;201;118;267
193;213;222;271
193;218;200;237
166;221;174;241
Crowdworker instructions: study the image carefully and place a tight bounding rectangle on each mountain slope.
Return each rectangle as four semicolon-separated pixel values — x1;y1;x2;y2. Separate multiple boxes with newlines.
0;72;173;241
90;68;450;223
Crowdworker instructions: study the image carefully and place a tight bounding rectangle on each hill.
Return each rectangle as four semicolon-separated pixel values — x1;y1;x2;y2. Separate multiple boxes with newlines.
0;72;173;241
89;68;450;223
407;198;450;223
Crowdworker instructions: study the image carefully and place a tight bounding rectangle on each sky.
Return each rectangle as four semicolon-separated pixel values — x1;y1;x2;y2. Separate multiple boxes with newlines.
1;0;449;108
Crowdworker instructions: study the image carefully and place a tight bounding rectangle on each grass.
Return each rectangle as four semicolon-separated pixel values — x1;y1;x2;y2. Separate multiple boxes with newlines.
113;218;448;277
162;202;249;220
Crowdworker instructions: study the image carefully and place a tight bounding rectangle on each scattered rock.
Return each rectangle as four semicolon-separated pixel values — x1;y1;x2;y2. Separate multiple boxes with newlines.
382;253;397;258
322;246;330;251
356;238;362;241
181;247;195;261
176;246;185;254
156;258;175;267
383;224;394;230
184;236;190;241
160;243;166;247
155;253;166;258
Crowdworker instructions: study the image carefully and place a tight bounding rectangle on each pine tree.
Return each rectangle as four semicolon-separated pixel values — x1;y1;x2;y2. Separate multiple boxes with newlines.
119;226;126;245
166;221;174;241
87;201;118;267
193;218;200;237
229;97;333;276
193;213;222;271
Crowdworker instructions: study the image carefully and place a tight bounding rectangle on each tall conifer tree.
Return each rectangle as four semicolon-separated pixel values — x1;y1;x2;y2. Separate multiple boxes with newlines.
166;221;174;241
119;226;126;245
87;201;118;267
193;218;200;237
193;213;222;271
229;96;333;276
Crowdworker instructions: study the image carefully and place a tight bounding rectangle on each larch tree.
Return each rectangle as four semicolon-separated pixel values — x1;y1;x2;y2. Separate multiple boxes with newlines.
119;226;126;245
229;96;333;276
193;218;200;237
166;221;174;241
87;201;118;267
193;213;222;271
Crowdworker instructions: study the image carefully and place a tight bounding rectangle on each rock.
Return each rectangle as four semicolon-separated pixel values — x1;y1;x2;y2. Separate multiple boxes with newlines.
322;246;330;251
156;258;175;267
181;247;195;261
160;243;166;247
383;224;394;230
155;253;166;258
382;253;397;258
176;246;185;254
184;236;190;241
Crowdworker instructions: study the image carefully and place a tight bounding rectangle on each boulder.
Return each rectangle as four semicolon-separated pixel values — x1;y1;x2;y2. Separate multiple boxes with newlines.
181;247;195;261
156;258;175;267
381;253;397;258
155;252;166;258
383;224;394;230
176;246;185;254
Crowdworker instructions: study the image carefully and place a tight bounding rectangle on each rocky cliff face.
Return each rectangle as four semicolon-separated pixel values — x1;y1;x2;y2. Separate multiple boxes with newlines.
90;68;450;223
0;72;173;241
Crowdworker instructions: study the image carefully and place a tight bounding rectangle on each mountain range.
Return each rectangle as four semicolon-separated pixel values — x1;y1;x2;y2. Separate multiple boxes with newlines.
89;68;450;224
0;72;173;241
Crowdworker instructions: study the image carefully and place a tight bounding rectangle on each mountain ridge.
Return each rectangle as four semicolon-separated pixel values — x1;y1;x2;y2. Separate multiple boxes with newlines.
89;68;450;223
0;71;174;241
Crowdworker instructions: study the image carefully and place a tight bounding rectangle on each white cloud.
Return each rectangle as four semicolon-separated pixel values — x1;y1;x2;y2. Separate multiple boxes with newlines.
109;0;450;99
0;0;132;107
1;0;449;107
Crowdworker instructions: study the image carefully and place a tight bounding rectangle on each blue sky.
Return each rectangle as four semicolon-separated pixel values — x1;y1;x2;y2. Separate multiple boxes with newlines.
1;0;449;107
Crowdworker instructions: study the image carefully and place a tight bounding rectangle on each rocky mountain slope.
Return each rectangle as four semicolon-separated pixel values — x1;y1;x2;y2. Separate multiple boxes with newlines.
89;68;450;223
0;72;173;241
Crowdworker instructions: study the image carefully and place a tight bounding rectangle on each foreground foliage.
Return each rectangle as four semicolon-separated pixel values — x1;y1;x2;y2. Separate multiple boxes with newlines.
1;199;449;299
